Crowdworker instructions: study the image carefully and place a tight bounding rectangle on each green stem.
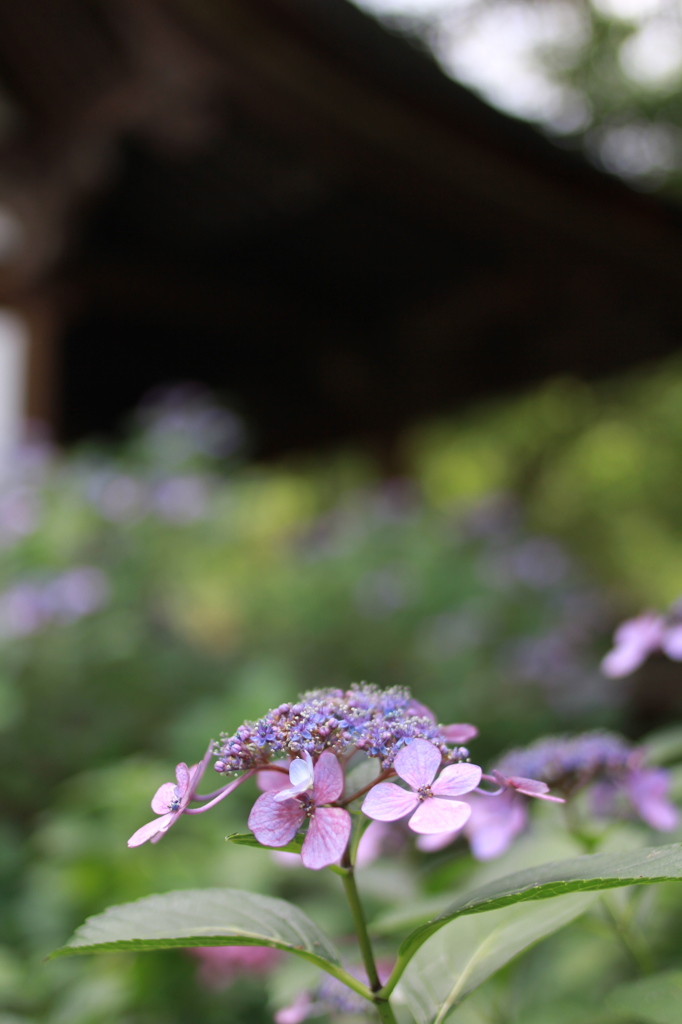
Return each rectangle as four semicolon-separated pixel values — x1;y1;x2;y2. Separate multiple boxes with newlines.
600;894;655;975
340;768;395;808
341;868;398;1024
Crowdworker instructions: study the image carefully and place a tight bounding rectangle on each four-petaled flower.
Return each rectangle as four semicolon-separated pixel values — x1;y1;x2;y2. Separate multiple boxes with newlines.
362;738;482;834
127;743;249;847
248;750;352;870
128;758;205;847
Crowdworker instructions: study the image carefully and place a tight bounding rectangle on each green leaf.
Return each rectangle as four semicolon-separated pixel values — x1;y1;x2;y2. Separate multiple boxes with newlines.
395;843;682;965
606;970;682;1024
399;893;596;1024
372;830;583;937
48;888;359;988
227;832;303;855
640;724;682;766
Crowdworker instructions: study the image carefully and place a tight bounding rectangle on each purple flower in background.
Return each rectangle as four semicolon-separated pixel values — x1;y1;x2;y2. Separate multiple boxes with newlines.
275;961;393;1023
45;568;109;622
90;473;146;522
189;945;283;991
601;612;667;678
0;567;109;639
496;731;678;836
248;751;352;870
0;484;40;545
490;770;565;803
0;582;48;636
362;738;481;834
625;767;679;831
152;476;208;523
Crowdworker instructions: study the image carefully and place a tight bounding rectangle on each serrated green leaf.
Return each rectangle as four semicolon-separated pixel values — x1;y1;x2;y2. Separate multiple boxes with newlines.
372;830;582;937
227;832;303;854
48;888;362;990
606;969;682;1024
393;843;682;967
400;893;596;1024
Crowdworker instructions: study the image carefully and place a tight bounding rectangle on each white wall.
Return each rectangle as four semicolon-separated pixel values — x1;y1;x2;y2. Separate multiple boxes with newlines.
0;309;28;473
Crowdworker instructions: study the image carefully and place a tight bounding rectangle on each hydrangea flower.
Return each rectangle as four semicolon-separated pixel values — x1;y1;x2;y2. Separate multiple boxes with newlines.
128;760;202;847
248;750;352;869
601;612;668;678
274;961;393;1023
416;790;528;860
215;684;474;773
128;744;249;847
362;738;482;834
493;731;678;844
601;604;682;678
188;945;283;991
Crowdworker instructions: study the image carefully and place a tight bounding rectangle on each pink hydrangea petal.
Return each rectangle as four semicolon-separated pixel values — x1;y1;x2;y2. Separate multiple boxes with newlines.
408;797;472;834
601;613;665;678
301;807;352;869
508;775;549;795
416;829;460;853
431;762;482;797
127;811;174;847
312;750;344;805
151;781;179;815
394;739;441;789
248;792;306;847
466;796;528;861
627;768;679;832
356;821;392;867
257;765;291;793
274;993;312;1024
662;625;682;661
175;762;191;793
406;699;437;722
506;776;564;802
362;782;419;821
440;723;478;743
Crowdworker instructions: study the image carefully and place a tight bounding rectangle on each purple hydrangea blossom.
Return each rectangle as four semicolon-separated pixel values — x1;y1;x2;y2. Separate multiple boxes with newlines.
188;945;283;991
601;603;682;678
496;731;678;835
362;739;482;834
248;751;352;869
601;612;668;678
275;961;393;1023
129;686;567;871
215;684;473;773
0;567;109;638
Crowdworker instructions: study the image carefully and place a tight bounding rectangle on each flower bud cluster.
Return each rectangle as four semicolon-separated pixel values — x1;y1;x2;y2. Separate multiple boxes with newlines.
214;683;467;773
494;730;678;833
495;730;641;795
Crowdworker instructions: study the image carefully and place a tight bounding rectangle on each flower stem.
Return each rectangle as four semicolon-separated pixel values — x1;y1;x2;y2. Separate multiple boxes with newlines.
340;768;395;807
600;893;655;975
341;868;398;1024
